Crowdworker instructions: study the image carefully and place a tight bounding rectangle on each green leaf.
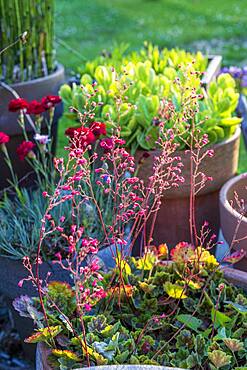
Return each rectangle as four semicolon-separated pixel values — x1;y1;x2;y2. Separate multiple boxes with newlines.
220;117;242;126
101;321;121;338
208;350;232;368
223;338;244;352
134;252;156;270
115;258;132;275
59;84;72;101
115;350;130;363
93;342;116;361
176;314;203;332
164;282;187;299
25;326;62;344
225;301;247;315
213;327;227;341
211;308;232;328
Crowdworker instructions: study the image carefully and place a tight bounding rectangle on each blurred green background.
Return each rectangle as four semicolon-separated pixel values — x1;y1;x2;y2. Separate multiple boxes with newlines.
55;0;247;172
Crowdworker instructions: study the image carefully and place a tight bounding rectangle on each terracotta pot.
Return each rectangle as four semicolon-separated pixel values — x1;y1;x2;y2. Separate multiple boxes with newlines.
219;172;247;271
135;127;241;247
35;266;247;370
0;64;65;190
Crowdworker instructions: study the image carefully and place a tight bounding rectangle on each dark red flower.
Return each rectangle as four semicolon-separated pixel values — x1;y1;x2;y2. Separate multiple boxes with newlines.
65;126;81;139
65;126;95;149
27;100;46;115
8;98;29;112
0;132;10;145
41;95;62;109
16;141;35;160
100;137;114;152
90;121;106;137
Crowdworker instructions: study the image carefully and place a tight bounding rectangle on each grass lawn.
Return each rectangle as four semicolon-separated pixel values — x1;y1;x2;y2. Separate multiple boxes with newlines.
55;0;247;172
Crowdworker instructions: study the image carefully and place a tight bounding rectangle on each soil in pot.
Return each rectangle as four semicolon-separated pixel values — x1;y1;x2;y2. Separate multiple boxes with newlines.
220;172;247;271
135;127;241;247
0;64;65;190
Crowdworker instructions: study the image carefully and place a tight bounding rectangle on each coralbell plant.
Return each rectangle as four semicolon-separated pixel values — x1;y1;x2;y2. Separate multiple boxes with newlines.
14;69;247;369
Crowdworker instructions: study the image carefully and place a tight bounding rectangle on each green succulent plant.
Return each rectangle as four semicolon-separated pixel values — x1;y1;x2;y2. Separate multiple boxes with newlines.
60;44;241;153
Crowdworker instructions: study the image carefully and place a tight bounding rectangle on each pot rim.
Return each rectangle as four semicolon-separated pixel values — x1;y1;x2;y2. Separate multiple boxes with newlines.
219;172;247;223
0;63;64;90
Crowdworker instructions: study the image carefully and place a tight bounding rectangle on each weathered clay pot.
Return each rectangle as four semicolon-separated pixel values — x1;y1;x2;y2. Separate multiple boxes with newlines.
220;172;247;271
35;266;247;370
135;127;241;247
0;64;65;190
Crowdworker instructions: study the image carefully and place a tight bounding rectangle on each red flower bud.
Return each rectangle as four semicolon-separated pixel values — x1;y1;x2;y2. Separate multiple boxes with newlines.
0;132;10;145
16;141;35;160
41;95;62;109
27;100;46;115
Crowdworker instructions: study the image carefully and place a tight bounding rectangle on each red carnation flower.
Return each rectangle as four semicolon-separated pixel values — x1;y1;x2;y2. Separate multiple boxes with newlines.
90;121;106;137
8;98;29;112
65;126;95;149
41;95;62;109
0;132;10;145
65;126;81;139
27;100;46;115
16;141;35;160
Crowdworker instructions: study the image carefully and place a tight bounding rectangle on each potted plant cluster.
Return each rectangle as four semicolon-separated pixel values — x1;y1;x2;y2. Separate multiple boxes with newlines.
59;44;242;246
12;67;247;369
0;0;65;189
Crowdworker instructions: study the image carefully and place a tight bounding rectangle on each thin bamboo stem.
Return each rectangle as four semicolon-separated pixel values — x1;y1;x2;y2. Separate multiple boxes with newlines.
0;0;55;83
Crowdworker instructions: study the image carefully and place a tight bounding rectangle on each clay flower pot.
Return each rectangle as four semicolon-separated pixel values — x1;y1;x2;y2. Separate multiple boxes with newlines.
0;64;65;190
220;172;247;271
135;127;241;247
